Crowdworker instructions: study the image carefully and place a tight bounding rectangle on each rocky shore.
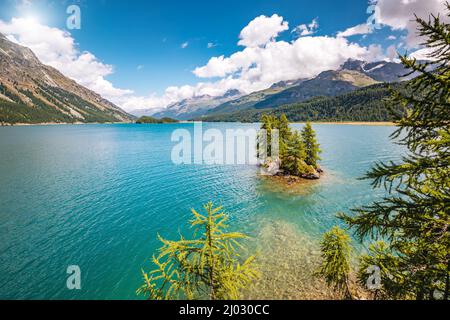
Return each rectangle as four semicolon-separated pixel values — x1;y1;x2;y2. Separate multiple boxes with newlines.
260;157;324;186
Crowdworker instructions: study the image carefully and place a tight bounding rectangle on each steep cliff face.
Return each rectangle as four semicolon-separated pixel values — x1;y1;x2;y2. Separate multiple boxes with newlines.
0;33;133;124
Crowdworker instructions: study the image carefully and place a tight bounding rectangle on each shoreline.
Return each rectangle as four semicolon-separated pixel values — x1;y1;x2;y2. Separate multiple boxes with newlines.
294;121;395;126
0;121;134;127
1;121;395;127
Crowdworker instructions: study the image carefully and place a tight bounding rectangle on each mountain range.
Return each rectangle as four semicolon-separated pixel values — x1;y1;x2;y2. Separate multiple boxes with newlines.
149;59;410;121
0;31;412;125
151;89;243;120
199;82;406;123
0;33;133;125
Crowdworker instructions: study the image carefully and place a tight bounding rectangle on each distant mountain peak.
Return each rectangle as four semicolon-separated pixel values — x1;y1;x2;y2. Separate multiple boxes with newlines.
340;59;365;72
269;78;305;90
221;89;241;98
339;58;409;83
151;88;244;120
140;58;413;121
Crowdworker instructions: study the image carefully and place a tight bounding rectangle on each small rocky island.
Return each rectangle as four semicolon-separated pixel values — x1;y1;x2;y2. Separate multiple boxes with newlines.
259;114;323;183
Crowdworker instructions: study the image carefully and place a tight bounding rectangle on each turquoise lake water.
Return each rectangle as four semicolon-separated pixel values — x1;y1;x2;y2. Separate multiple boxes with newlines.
0;123;404;300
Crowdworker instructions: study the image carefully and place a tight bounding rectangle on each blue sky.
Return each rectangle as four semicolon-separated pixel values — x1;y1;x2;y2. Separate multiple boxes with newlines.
0;0;444;111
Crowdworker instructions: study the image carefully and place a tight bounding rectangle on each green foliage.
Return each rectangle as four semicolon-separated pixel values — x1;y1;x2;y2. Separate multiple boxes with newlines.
301;122;322;168
358;242;408;300
199;83;406;123
136;116;178;124
317;226;353;299
340;5;450;300
137;202;259;300
259;114;279;156
283;131;310;176
259;114;321;176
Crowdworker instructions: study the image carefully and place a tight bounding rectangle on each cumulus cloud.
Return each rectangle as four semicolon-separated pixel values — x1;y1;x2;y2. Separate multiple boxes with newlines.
0;17;185;112
238;14;289;47
373;0;448;47
183;15;386;110
0;17;132;100
337;23;372;38
386;44;400;62
193;15;383;89
293;18;319;37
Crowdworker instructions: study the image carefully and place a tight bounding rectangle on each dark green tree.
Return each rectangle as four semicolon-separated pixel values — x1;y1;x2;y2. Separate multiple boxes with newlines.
278;113;293;158
282;131;311;176
301;122;321;168
340;4;450;300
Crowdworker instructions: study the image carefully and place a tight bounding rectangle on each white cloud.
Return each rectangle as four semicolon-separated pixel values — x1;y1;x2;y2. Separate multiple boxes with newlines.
293;18;319;37
194;15;382;82
207;42;218;49
374;0;448;47
386;44;400;62
0;17;132;100
387;35;397;40
238;14;289;47
181;41;189;49
169;36;384;110
183;15;385;111
0;16;182;112
337;23;372;38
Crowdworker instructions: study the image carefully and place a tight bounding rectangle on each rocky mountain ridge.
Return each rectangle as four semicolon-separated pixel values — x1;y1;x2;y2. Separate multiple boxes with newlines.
0;33;133;124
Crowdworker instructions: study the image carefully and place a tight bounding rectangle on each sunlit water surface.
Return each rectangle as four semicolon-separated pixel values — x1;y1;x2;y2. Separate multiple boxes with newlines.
0;123;403;299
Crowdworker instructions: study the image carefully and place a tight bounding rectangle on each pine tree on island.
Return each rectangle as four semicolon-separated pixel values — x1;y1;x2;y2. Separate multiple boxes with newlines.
260;114;322;179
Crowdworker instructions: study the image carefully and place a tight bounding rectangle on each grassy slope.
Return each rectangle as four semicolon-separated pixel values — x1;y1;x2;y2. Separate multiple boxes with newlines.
0;83;131;124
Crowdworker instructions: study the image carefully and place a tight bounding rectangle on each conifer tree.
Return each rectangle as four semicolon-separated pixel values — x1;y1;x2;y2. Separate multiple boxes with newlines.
259;114;322;176
137;202;259;300
317;226;353;299
278;113;292;159
260;114;279;157
283;131;310;176
301;122;321;168
340;4;450;300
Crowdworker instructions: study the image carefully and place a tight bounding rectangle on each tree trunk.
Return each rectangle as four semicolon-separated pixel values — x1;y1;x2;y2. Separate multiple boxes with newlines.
345;278;353;300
